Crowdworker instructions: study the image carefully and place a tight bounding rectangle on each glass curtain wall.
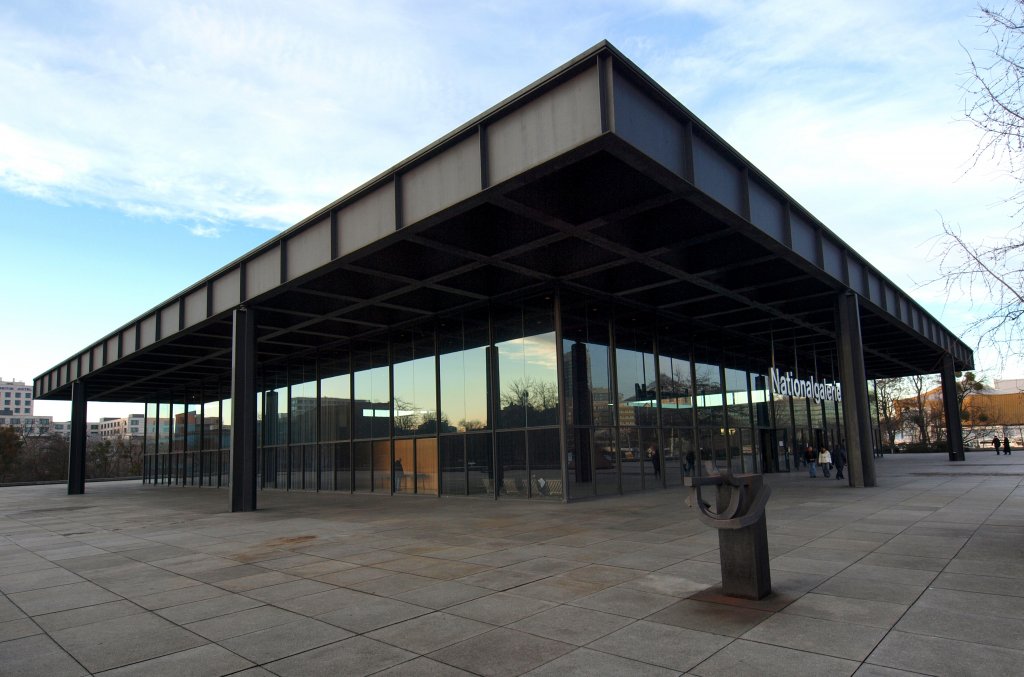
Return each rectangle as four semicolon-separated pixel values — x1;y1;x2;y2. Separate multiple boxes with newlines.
492;300;559;498
723;367;750;474
658;338;693;486
220;398;232;487
438;311;491;496
392;329;438;495
141;293;867;499
202;398;221;486
615;318;659;492
561;302;612;499
320;354;351;492
749;372;773;472
262;370;289;489
143;402;157;483
185;401;200;485
694;363;724;470
290;362;317;490
352;343;390;492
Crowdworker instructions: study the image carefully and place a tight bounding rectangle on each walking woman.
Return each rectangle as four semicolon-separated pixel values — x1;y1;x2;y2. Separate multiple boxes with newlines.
818;446;833;478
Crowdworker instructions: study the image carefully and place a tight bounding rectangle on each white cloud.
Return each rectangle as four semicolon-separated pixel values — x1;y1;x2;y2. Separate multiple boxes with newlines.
187;224;220;238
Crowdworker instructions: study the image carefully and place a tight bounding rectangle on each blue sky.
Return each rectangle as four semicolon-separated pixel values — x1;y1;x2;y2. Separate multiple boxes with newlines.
1;1;1017;419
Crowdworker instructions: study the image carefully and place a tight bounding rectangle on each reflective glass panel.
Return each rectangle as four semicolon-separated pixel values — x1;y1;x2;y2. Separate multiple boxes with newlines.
172;403;186;453
466;433;493;496
372;440;391;492
221;398;233;451
528;428;561;499
353;346;390;439
203;400;220;451
561;303;612;428
392;330;437;437
663;426;694;483
320;354;351;442
353;441;371;491
438;313;489;432
320;442;335;491
566;427;593;498
441;436;465;496
416;437;438;494
290;363;317;444
393;439;414;493
658;350;693;427
594;427;618;495
186;403;200;452
640;429;661;489
494;302;558;429
334;441;351;492
497;430;526;497
724;367;749;471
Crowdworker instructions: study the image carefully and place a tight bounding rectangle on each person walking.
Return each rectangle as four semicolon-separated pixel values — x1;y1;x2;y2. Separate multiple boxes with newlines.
805;445;817;478
649;445;661;478
818;447;832;478
1004;436;1012;456
834;444;847;480
993;435;1002;455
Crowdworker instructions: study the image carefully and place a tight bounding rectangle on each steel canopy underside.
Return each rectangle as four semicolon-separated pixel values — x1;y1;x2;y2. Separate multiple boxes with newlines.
35;43;972;404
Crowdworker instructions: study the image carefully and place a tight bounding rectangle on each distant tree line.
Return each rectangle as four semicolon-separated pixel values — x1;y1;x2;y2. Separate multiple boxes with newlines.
0;428;142;484
874;373;992;451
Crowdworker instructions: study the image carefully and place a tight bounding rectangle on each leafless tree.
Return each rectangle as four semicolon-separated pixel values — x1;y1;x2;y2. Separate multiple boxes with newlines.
874;378;904;449
939;2;1024;363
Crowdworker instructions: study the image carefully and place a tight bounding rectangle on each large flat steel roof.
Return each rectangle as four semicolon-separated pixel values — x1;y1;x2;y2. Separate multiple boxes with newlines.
35;41;973;402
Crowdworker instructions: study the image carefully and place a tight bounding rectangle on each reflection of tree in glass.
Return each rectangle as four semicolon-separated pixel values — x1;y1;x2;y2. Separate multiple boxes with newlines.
500;377;558;427
394;397;455;435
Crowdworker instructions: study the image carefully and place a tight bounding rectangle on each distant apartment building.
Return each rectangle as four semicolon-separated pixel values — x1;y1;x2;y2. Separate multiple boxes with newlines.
0;377;104;438
0;414;55;436
0;378;33;415
98;414;146;440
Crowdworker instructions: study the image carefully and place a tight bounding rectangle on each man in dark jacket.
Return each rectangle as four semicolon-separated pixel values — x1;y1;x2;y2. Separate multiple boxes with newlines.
993;435;1002;455
834;444;847;480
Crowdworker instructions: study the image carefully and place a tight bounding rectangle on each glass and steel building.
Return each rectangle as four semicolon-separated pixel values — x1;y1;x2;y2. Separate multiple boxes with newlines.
34;42;974;508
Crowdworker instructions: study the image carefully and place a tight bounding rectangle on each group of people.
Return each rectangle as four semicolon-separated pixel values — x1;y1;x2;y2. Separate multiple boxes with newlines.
802;443;847;480
992;435;1013;455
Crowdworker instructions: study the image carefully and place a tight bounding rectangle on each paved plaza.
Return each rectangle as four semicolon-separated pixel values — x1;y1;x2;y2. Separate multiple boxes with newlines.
1;453;1022;676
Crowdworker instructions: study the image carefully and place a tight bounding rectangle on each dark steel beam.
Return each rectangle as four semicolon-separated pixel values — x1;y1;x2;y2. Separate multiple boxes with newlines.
68;381;87;495
836;292;876;487
941;354;966;462
230;307;258;512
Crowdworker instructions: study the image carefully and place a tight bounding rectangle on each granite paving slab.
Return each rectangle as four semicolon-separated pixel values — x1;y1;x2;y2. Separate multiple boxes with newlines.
263;635;416;676
427;627;574;677
218;617;352;663
49;612;206;673
646;598;772;636
587;619;731;673
521;647;680;676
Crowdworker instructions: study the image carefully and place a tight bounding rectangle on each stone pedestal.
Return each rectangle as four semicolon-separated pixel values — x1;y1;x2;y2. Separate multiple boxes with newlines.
687;470;772;600
717;512;771;599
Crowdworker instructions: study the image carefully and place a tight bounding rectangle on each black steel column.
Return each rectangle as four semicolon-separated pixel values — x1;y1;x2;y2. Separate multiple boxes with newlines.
940;353;966;462
230;306;258;512
835;292;876;487
68;380;87;495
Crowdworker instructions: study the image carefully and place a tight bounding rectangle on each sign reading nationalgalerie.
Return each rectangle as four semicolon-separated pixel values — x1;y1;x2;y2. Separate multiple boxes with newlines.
770;368;842;404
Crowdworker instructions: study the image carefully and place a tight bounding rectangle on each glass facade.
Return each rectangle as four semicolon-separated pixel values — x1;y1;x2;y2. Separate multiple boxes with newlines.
142;293;866;500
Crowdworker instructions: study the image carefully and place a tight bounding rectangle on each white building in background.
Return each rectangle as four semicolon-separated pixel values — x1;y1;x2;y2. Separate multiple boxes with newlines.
0;377;103;438
1;378;33;415
98;414;145;440
0;414;55;436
